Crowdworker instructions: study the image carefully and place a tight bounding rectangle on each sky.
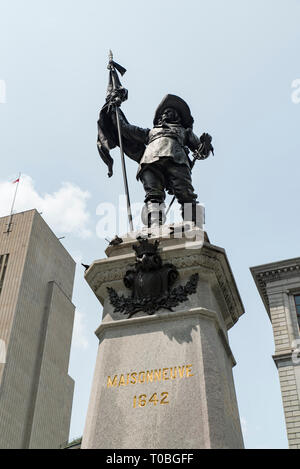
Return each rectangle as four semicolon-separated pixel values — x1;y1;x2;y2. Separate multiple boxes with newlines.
1;0;300;449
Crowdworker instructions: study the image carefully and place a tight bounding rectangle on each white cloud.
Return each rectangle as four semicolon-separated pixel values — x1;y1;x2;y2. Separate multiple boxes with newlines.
72;310;89;350
0;174;91;238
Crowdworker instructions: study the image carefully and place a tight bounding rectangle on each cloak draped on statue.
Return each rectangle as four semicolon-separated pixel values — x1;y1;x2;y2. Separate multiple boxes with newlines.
97;106;146;178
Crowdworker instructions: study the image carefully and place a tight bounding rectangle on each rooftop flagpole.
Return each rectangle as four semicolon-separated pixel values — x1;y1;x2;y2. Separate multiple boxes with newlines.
5;173;21;233
10;173;21;215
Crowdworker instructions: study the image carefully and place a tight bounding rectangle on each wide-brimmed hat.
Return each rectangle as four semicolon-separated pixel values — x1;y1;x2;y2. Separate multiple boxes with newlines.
153;94;194;128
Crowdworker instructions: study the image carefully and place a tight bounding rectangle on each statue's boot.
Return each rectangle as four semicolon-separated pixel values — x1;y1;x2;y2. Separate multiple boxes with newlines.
181;202;204;229
143;201;166;228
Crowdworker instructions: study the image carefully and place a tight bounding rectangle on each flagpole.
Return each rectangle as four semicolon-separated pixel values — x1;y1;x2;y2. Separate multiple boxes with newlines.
114;108;134;232
10;172;21;216
108;52;134;232
6;173;21;233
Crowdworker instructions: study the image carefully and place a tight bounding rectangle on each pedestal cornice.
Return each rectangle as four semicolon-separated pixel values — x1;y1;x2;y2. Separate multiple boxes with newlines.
85;238;244;330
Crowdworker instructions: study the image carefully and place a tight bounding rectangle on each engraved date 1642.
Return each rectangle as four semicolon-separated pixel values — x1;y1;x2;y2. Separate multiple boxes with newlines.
133;392;169;408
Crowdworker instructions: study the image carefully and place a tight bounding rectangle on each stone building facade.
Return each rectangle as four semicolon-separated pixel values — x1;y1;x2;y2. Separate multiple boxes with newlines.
251;258;300;449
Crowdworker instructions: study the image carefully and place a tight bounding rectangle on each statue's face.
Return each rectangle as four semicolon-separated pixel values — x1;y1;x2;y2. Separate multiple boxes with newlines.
160;107;180;124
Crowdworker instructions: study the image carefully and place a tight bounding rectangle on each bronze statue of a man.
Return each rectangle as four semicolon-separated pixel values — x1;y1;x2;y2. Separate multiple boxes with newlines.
97;59;213;228
115;95;212;226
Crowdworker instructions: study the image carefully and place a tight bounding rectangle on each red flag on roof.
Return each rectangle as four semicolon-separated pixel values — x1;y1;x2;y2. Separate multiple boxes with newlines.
12;178;20;184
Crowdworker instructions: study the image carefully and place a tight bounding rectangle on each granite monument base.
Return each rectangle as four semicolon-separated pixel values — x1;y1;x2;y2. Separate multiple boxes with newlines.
81;227;244;449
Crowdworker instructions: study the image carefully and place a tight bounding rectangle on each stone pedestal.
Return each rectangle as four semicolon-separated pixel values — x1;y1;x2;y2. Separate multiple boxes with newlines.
82;227;245;449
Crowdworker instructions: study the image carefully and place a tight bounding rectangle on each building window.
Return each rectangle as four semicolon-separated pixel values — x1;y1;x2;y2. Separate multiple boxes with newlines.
0;254;9;297
294;295;300;328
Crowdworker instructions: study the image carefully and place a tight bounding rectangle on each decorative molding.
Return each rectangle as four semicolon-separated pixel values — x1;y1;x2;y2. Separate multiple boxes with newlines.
272;351;294;368
108;273;199;319
87;246;242;326
95;306;236;365
251;261;300;313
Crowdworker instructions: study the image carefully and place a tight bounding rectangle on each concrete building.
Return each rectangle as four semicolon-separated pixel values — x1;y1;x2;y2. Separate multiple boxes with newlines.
251;258;300;449
0;209;76;449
